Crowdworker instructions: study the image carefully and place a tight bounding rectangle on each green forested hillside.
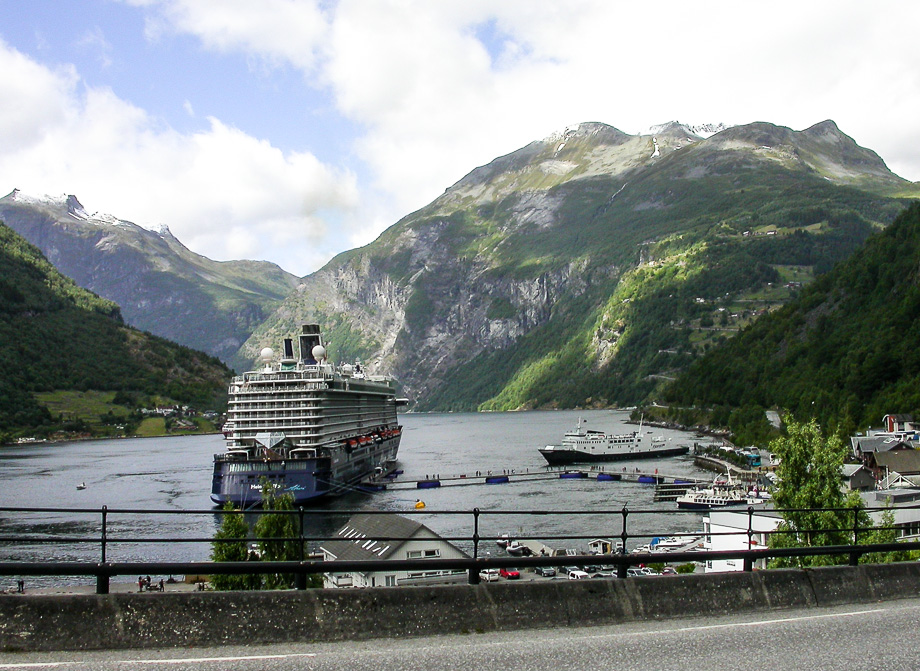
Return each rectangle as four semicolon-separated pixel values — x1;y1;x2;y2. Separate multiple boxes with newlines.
663;202;920;437
0;222;233;440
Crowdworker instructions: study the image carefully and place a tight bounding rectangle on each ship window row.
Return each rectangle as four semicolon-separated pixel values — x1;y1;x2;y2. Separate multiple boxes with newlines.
227;405;392;416
227;410;323;424
229;397;323;405
225;461;289;473
227;414;395;428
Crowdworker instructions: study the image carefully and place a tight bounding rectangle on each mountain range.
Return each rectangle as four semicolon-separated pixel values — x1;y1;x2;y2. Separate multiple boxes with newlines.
239;120;919;410
0;190;300;367
2;119;919;419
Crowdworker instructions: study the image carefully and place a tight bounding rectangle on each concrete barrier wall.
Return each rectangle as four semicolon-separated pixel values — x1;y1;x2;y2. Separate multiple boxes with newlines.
3;563;920;652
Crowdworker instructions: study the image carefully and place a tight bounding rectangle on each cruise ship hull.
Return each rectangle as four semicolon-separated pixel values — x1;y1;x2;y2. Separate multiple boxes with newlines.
538;444;689;466
211;434;401;506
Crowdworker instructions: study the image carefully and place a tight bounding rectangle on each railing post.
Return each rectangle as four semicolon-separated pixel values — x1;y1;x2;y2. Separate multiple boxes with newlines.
850;507;861;566
744;506;754;572
97;506;109;595
618;506;629;579
469;508;480;585
295;506;307;590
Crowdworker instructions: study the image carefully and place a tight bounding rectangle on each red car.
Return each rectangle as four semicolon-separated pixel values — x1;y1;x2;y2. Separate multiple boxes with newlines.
499;567;520;579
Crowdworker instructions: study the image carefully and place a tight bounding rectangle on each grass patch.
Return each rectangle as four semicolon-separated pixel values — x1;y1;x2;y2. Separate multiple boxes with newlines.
35;390;131;423
134;417;166;437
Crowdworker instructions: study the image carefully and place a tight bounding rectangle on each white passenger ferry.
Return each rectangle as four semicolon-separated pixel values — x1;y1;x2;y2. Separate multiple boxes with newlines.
538;417;688;466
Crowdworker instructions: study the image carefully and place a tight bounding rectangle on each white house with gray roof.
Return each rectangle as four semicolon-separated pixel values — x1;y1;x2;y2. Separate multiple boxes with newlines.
320;513;469;588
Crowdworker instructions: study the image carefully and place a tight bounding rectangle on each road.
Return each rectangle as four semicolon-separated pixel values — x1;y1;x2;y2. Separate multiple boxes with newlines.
3;598;920;670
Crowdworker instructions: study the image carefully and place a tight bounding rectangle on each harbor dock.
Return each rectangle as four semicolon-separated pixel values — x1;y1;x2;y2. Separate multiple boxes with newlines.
362;467;710;492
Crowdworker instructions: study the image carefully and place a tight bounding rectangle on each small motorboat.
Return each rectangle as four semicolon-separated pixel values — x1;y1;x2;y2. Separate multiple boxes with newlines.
76;482;86;490
506;541;533;556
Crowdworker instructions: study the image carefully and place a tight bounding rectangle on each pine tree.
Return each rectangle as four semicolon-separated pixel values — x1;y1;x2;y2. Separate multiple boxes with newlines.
254;480;301;589
209;502;259;590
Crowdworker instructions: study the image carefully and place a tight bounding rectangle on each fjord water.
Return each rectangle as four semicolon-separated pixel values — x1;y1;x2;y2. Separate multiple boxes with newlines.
0;410;710;586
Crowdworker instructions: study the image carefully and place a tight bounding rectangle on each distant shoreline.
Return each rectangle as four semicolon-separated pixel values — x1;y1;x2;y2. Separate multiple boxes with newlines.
5;430;222;447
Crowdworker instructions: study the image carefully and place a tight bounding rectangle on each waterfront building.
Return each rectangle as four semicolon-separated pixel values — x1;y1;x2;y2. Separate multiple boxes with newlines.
320;514;468;588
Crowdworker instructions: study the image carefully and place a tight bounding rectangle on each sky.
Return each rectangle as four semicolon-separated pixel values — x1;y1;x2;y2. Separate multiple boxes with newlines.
1;1;919;277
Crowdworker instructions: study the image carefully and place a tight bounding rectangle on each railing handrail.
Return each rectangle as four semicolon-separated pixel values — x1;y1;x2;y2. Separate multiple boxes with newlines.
2;503;918;593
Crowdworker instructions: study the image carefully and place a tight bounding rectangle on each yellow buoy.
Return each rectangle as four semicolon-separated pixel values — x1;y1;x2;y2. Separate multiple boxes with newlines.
414;499;426;509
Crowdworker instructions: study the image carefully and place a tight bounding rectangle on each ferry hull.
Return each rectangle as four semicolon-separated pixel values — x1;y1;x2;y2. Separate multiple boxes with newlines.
675;498;746;510
538;445;689;466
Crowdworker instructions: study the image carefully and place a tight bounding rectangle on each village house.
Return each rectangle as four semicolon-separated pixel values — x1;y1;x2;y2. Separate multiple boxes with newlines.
873;451;920;489
841;464;876;491
860;489;920;539
882;414;918;435
320;513;468;588
850;435;917;474
702;507;783;573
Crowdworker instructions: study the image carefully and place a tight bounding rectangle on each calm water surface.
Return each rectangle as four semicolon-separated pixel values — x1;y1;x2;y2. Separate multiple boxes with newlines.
0;410;712;586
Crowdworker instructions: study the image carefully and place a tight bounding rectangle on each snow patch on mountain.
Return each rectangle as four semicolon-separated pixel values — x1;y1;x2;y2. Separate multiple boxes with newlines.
641;121;733;138
6;189;70;209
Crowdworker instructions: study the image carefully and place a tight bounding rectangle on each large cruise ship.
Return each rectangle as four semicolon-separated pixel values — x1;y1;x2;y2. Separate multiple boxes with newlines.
211;324;407;506
538;417;688;466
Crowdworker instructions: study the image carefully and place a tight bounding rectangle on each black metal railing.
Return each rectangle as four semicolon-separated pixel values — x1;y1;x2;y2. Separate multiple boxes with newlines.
2;503;919;594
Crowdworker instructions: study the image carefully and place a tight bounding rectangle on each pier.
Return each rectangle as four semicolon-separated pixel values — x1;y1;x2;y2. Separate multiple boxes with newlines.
362;467;710;492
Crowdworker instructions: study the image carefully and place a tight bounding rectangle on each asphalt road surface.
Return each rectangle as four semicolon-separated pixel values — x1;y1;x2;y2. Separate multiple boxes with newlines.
3;598;920;670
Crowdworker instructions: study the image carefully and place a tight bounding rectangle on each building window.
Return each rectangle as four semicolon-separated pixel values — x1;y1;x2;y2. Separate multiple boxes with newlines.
406;550;422;559
385;574;397;587
424;549;440;558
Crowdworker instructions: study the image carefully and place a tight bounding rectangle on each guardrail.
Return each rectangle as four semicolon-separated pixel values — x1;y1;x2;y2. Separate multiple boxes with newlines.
2;504;919;594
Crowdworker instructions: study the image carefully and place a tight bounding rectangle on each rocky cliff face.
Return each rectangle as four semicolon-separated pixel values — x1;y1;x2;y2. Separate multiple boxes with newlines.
0;191;300;366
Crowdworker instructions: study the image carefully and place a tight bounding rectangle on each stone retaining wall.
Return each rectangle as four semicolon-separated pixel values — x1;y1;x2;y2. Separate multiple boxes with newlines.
2;563;919;652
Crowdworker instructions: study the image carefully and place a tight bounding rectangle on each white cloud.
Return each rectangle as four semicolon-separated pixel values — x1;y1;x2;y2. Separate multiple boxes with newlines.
0;39;357;276
119;0;920;240
129;0;328;71
75;26;114;69
5;1;920;281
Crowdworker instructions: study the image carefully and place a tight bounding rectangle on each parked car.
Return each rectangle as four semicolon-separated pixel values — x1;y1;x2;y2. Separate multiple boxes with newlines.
591;571;616;578
479;568;500;582
499;567;520;579
626;567;644;577
568;570;590;580
561;566;579;575
661;566;678;575
534;566;557;577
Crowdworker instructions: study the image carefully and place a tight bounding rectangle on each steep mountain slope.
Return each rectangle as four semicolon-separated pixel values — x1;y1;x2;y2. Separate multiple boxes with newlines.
241;120;919;410
0;222;233;437
0;191;300;366
664;202;920;433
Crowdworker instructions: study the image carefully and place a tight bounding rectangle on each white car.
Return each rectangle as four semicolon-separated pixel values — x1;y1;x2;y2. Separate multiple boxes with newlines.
479;568;500;582
568;570;590;580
